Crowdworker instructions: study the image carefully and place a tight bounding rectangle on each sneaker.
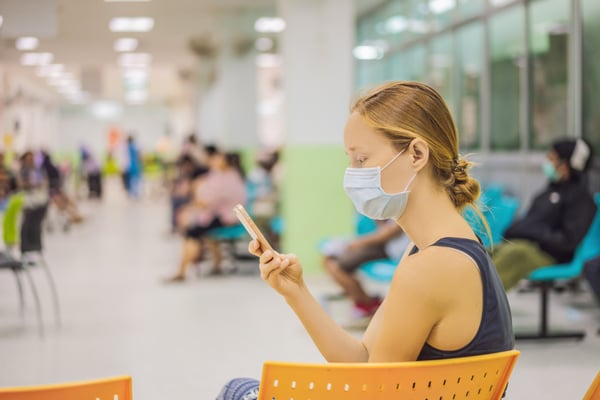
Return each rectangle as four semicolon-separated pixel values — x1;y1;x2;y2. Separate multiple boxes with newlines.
353;297;382;318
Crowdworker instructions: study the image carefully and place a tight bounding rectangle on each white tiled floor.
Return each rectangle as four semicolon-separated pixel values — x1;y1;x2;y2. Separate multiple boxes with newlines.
0;180;599;399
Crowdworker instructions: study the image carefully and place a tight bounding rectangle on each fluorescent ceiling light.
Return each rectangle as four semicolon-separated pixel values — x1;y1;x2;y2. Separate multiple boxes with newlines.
109;17;154;32
16;37;39;51
105;0;150;2
20;52;53;66
36;64;64;77
256;54;282;68
118;52;152;68
125;90;148;104
255;37;274;52
254;17;286;33
429;0;456;14
114;38;138;52
91;101;123;119
385;16;409;34
0;16;3;28
353;45;384;61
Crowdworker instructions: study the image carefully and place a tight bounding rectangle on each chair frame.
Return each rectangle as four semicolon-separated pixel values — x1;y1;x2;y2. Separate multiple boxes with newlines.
583;371;600;400
1;203;60;337
258;350;520;400
0;375;132;400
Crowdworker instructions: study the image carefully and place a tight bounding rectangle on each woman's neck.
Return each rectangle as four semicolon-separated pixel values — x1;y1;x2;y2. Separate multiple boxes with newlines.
397;180;475;250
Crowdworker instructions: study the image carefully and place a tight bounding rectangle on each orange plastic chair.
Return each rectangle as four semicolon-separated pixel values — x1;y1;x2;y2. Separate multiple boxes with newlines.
258;350;519;400
0;375;132;400
583;371;600;400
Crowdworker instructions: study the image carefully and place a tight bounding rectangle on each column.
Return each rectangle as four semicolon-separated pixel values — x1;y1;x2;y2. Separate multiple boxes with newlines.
277;0;355;271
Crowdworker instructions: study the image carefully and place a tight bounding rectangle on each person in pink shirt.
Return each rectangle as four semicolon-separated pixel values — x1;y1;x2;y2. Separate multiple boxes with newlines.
165;146;246;282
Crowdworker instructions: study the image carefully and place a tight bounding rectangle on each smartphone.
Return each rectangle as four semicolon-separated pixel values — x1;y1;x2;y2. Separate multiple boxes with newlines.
233;204;273;253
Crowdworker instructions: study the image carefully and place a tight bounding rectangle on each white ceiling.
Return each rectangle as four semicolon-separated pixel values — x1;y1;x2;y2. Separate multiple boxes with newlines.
0;0;384;104
0;0;275;103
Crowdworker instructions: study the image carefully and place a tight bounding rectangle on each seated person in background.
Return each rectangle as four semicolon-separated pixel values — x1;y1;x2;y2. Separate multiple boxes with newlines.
246;150;280;247
493;138;597;291
165;146;246;282
41;151;84;225
322;220;408;319
169;154;206;233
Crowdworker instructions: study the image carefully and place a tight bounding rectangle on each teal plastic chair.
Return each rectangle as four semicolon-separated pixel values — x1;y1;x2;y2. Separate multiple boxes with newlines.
516;193;600;341
359;258;398;282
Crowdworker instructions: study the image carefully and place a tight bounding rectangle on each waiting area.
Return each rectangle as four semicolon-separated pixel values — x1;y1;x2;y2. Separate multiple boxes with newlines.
0;182;599;399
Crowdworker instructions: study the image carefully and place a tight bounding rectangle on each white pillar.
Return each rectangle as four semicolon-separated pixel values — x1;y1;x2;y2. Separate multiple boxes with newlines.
198;25;258;150
277;0;355;270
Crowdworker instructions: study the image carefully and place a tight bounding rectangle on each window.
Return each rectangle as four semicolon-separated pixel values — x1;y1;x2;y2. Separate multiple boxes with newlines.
458;0;485;19
428;33;456;115
457;21;484;150
489;5;525;150
528;0;570;150
389;44;427;82
582;0;600;154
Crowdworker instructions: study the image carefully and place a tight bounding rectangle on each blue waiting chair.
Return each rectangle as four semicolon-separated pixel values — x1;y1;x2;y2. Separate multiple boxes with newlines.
516;193;600;341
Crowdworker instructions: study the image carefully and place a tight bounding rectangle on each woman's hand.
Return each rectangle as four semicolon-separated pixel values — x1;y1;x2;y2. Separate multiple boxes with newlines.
248;240;305;298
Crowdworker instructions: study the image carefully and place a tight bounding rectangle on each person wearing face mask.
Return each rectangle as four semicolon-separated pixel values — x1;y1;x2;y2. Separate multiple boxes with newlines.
215;81;514;400
492;138;597;292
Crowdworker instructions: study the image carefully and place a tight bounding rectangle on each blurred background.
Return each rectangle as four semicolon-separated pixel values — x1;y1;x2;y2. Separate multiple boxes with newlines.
0;0;599;399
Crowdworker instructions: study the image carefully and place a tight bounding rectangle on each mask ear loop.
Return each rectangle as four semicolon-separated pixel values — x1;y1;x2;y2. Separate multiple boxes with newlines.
402;172;417;192
381;148;406;171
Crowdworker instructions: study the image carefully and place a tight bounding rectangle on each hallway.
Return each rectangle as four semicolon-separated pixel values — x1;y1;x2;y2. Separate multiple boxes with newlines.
0;184;598;399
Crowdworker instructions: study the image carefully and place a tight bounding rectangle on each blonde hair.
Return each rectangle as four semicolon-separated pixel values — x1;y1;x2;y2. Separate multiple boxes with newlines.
352;81;480;211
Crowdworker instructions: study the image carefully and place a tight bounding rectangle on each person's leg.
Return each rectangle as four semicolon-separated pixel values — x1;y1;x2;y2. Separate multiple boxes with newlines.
323;244;387;307
492;239;556;291
166;237;202;282
324;257;374;305
215;378;260;400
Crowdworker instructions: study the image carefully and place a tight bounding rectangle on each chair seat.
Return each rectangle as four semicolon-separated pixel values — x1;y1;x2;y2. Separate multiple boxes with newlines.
207;224;248;240
0;252;22;269
528;262;579;281
359;258;397;282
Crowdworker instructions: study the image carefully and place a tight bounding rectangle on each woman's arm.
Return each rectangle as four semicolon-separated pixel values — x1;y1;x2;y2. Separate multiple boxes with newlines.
285;286;370;362
251;243;369;362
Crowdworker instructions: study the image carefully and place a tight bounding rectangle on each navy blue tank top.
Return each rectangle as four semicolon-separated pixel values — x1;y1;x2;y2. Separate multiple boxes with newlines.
410;237;514;361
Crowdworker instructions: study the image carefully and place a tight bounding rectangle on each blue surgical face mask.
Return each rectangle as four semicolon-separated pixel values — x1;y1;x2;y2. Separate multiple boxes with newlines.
542;161;559;182
343;149;416;220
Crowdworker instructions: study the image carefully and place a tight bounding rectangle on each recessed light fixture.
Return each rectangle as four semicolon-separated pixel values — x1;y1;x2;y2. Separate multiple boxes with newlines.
118;52;152;68
255;37;274;52
109;17;154;32
254;17;286;33
16;37;40;51
36;64;65;77
352;45;384;61
114;38;138;52
20;52;54;66
105;0;150;2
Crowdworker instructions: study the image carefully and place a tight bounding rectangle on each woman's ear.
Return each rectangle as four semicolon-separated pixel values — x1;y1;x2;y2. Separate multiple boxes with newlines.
408;138;429;172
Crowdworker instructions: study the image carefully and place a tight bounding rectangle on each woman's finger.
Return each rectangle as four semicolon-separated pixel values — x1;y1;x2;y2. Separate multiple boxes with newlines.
248;240;261;256
260;256;281;280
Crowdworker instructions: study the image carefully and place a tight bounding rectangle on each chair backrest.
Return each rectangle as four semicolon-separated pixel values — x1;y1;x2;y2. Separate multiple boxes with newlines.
583;371;600;400
2;193;25;247
0;375;132;400
258;350;520;400
574;193;600;265
20;205;47;253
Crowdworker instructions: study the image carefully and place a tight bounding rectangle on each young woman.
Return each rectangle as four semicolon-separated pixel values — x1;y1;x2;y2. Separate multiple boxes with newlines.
216;81;514;400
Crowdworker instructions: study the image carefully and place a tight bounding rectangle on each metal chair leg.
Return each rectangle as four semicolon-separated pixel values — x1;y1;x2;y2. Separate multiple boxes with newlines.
21;267;44;338
12;269;25;319
39;258;61;327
